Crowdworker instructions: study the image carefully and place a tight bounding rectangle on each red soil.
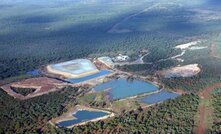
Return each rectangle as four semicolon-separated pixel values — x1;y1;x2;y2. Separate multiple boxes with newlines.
197;83;221;134
174;89;187;94
1;77;64;100
94;60;112;70
198;105;206;134
0;80;6;86
210;43;216;58
210;43;221;59
199;83;221;99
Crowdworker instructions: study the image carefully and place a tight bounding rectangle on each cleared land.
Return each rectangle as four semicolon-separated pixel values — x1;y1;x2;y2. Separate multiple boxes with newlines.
175;41;201;50
157;41;204;63
211;43;221;59
196;83;221;134
1;77;63;100
210;32;221;59
159;64;201;78
97;57;114;68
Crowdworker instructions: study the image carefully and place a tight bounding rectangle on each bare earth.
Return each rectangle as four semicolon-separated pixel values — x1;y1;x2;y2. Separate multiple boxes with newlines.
1;77;64;100
210;43;216;58
197;83;221;134
159;64;201;78
210;43;221;59
175;41;201;50
158;40;204;63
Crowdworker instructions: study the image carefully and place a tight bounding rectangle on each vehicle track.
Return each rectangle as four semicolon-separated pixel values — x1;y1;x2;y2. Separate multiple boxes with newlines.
197;83;221;134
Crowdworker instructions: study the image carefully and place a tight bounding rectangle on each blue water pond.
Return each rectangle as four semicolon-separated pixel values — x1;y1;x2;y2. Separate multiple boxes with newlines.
26;69;40;76
66;70;112;83
57;110;108;127
141;90;180;104
94;79;158;100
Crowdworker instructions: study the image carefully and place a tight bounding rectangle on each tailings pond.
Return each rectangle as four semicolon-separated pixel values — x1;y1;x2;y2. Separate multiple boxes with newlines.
94;78;158;100
57;110;109;127
141;90;180;104
66;70;112;83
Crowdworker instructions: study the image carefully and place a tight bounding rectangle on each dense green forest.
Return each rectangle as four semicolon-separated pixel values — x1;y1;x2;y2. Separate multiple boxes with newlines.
1;0;221;80
11;87;36;96
0;86;85;134
0;0;155;79
0;87;200;134
45;94;199;134
117;59;177;75
1;0;221;133
210;88;221;133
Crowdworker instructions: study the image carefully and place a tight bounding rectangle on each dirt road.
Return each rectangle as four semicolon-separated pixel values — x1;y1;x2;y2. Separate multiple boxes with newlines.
197;83;221;134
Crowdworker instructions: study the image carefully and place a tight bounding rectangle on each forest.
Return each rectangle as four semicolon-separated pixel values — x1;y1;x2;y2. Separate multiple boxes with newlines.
11;87;36;96
0;86;86;134
210;88;221;133
0;87;200;134
1;0;221;133
118;36;221;92
1;0;221;81
49;94;199;134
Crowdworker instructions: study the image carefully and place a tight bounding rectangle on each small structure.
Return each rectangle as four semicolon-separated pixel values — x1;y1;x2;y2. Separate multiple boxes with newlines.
112;54;130;62
97;56;114;68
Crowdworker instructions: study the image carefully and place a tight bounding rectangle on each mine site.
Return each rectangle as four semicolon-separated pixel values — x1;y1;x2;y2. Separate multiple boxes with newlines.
1;46;202;128
1;0;221;133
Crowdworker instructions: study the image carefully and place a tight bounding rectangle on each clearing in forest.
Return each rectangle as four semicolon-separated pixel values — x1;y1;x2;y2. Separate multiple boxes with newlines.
210;33;221;59
1;77;64;100
159;64;201;78
211;43;221;59
195;83;221;134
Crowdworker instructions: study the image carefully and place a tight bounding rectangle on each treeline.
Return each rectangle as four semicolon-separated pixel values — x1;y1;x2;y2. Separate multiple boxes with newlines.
45;94;199;134
117;59;177;76
0;1;182;80
0;86;84;134
0;30;179;80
